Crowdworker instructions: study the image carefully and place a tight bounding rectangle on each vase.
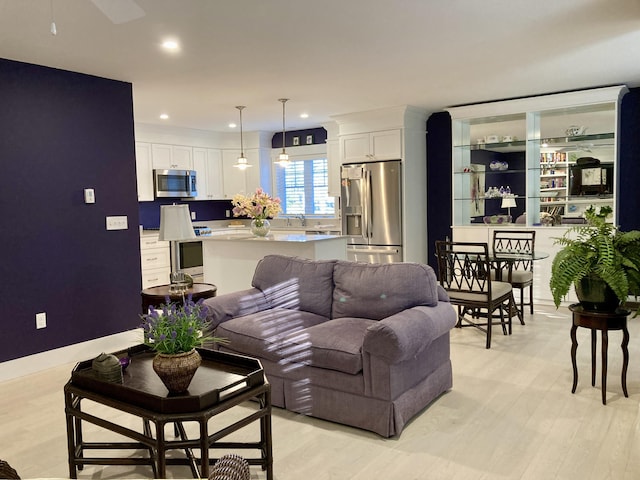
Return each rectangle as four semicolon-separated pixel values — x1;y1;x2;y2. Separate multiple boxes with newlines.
152;349;201;394
250;218;270;237
575;275;620;312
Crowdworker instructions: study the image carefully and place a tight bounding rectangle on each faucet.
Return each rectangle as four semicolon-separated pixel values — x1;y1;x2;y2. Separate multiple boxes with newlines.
296;214;307;227
285;217;291;227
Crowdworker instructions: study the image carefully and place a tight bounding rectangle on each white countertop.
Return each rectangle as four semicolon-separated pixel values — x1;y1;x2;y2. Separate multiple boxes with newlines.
202;233;343;242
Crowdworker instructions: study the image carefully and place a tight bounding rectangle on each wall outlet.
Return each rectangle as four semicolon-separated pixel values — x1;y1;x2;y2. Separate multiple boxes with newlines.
36;312;47;329
225;210;231;218
191;211;196;220
106;215;128;230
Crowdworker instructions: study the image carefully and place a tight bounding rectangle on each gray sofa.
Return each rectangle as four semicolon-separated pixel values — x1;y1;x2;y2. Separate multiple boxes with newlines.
203;254;457;437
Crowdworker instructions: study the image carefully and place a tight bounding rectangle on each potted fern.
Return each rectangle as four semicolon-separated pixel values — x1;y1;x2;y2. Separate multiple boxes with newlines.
550;205;640;312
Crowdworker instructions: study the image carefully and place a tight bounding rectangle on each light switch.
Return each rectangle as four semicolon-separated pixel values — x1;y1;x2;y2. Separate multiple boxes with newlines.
84;188;95;204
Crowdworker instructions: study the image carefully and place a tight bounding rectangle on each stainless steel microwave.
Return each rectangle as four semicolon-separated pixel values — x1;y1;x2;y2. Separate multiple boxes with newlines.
154;169;197;198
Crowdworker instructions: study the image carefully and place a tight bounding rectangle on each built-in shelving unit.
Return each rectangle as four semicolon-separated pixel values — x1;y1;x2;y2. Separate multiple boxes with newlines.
447;86;628;226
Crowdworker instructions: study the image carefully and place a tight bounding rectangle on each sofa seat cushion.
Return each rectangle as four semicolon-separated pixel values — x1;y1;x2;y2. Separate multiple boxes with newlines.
332;261;439;320
283;317;377;375
251;255;337;318
215;308;328;364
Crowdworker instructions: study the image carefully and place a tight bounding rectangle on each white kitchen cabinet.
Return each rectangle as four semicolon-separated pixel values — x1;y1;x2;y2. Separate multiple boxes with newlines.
340;129;402;163
326;138;340;197
244;150;262;194
135;142;154;201
193;147;223;200
151;144;193;170
221;149;262;198
140;233;171;289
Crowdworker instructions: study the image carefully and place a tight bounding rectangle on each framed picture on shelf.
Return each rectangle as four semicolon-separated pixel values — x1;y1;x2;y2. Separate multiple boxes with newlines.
306;134;313;145
293;136;300;146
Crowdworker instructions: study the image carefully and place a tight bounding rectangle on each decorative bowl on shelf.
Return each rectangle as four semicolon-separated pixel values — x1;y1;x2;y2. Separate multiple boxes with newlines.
483;214;512;224
565;125;587;136
489;160;508;171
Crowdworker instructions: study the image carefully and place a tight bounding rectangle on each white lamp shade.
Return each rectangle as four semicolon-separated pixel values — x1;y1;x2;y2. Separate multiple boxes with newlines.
158;204;196;241
501;197;517;208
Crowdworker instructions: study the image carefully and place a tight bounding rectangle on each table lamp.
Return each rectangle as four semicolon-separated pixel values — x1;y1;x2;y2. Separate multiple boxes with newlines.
501;196;517;222
158;204;196;291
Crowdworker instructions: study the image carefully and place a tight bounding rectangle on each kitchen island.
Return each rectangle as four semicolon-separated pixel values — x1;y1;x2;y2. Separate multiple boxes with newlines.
202;233;347;294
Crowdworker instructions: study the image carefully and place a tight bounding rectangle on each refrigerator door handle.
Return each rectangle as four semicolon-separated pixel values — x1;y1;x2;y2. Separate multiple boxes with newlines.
365;169;373;238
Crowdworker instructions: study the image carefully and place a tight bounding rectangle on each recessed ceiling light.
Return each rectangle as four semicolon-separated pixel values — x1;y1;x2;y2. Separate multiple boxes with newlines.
161;40;179;51
300;113;309;119
228;122;237;128
159;113;169;120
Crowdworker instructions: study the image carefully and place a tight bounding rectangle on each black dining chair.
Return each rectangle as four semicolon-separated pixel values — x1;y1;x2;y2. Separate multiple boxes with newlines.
492;230;536;316
435;240;520;349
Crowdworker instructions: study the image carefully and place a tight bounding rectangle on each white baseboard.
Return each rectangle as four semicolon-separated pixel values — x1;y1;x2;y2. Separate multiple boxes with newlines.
0;329;143;382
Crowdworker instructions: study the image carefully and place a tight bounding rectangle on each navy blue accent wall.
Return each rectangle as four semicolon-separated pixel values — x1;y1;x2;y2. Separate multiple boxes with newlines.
272;127;327;148
471;150;526;221
0;59;140;362
426;112;452;270
138;199;233;228
619;88;640;231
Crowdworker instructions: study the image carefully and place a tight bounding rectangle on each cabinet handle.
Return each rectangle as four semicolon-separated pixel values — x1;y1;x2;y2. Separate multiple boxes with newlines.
146;257;158;262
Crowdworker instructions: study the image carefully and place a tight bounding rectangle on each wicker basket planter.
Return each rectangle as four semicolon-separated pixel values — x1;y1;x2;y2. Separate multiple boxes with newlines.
152;349;201;394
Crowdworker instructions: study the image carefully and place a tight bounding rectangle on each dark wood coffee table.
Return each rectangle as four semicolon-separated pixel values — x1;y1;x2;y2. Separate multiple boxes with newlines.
141;283;217;313
64;346;272;479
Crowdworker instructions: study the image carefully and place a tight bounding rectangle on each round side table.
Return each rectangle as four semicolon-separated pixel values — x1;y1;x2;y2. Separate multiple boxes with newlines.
141;283;217;314
569;303;630;405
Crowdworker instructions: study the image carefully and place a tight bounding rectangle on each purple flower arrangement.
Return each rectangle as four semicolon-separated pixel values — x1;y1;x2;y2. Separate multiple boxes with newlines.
140;296;225;354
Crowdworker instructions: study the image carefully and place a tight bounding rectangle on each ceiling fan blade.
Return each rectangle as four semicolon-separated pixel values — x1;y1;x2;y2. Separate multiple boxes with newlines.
90;0;145;24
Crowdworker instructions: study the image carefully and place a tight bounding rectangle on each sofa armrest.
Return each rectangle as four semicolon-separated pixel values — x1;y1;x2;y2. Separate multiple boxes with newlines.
437;284;450;302
202;288;269;329
362;302;457;363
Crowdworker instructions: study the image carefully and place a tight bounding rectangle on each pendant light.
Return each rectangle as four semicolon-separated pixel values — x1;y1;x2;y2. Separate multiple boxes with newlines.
234;106;252;170
275;98;290;167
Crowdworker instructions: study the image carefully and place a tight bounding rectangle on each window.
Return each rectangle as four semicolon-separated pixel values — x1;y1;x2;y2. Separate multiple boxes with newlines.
275;158;335;215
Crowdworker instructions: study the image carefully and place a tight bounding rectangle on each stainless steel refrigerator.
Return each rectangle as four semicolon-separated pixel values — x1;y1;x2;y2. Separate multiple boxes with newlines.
341;160;403;263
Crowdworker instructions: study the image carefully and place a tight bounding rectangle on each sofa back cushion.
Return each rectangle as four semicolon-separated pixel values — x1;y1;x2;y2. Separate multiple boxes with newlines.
252;254;336;318
332;261;439;320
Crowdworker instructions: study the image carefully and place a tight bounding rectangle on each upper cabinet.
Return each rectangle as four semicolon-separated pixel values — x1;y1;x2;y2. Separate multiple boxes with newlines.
221;149;263;198
339;129;402;163
135;142;154;201
447;86;628;227
151;144;193;170
193;147;224;200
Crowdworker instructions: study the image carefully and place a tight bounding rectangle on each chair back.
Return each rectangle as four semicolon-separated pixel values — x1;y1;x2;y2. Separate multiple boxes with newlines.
435;241;493;297
492;230;535;271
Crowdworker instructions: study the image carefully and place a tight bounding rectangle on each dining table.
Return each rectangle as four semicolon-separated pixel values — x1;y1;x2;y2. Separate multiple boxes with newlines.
489;250;550;282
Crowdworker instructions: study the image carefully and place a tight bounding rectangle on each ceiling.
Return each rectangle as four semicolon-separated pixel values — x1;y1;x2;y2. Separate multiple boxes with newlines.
1;0;640;134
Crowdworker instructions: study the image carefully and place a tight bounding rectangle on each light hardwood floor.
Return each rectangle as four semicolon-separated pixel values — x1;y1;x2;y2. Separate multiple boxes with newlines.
2;304;640;479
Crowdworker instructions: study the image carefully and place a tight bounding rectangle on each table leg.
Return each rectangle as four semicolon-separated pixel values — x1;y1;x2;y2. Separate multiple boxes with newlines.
156;420;166;479
601;329;608;405
590;329;597;387
622;325;629;398
199;420;209;478
571;324;579;393
142;419;159;478
65;390;78;479
260;389;274;480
